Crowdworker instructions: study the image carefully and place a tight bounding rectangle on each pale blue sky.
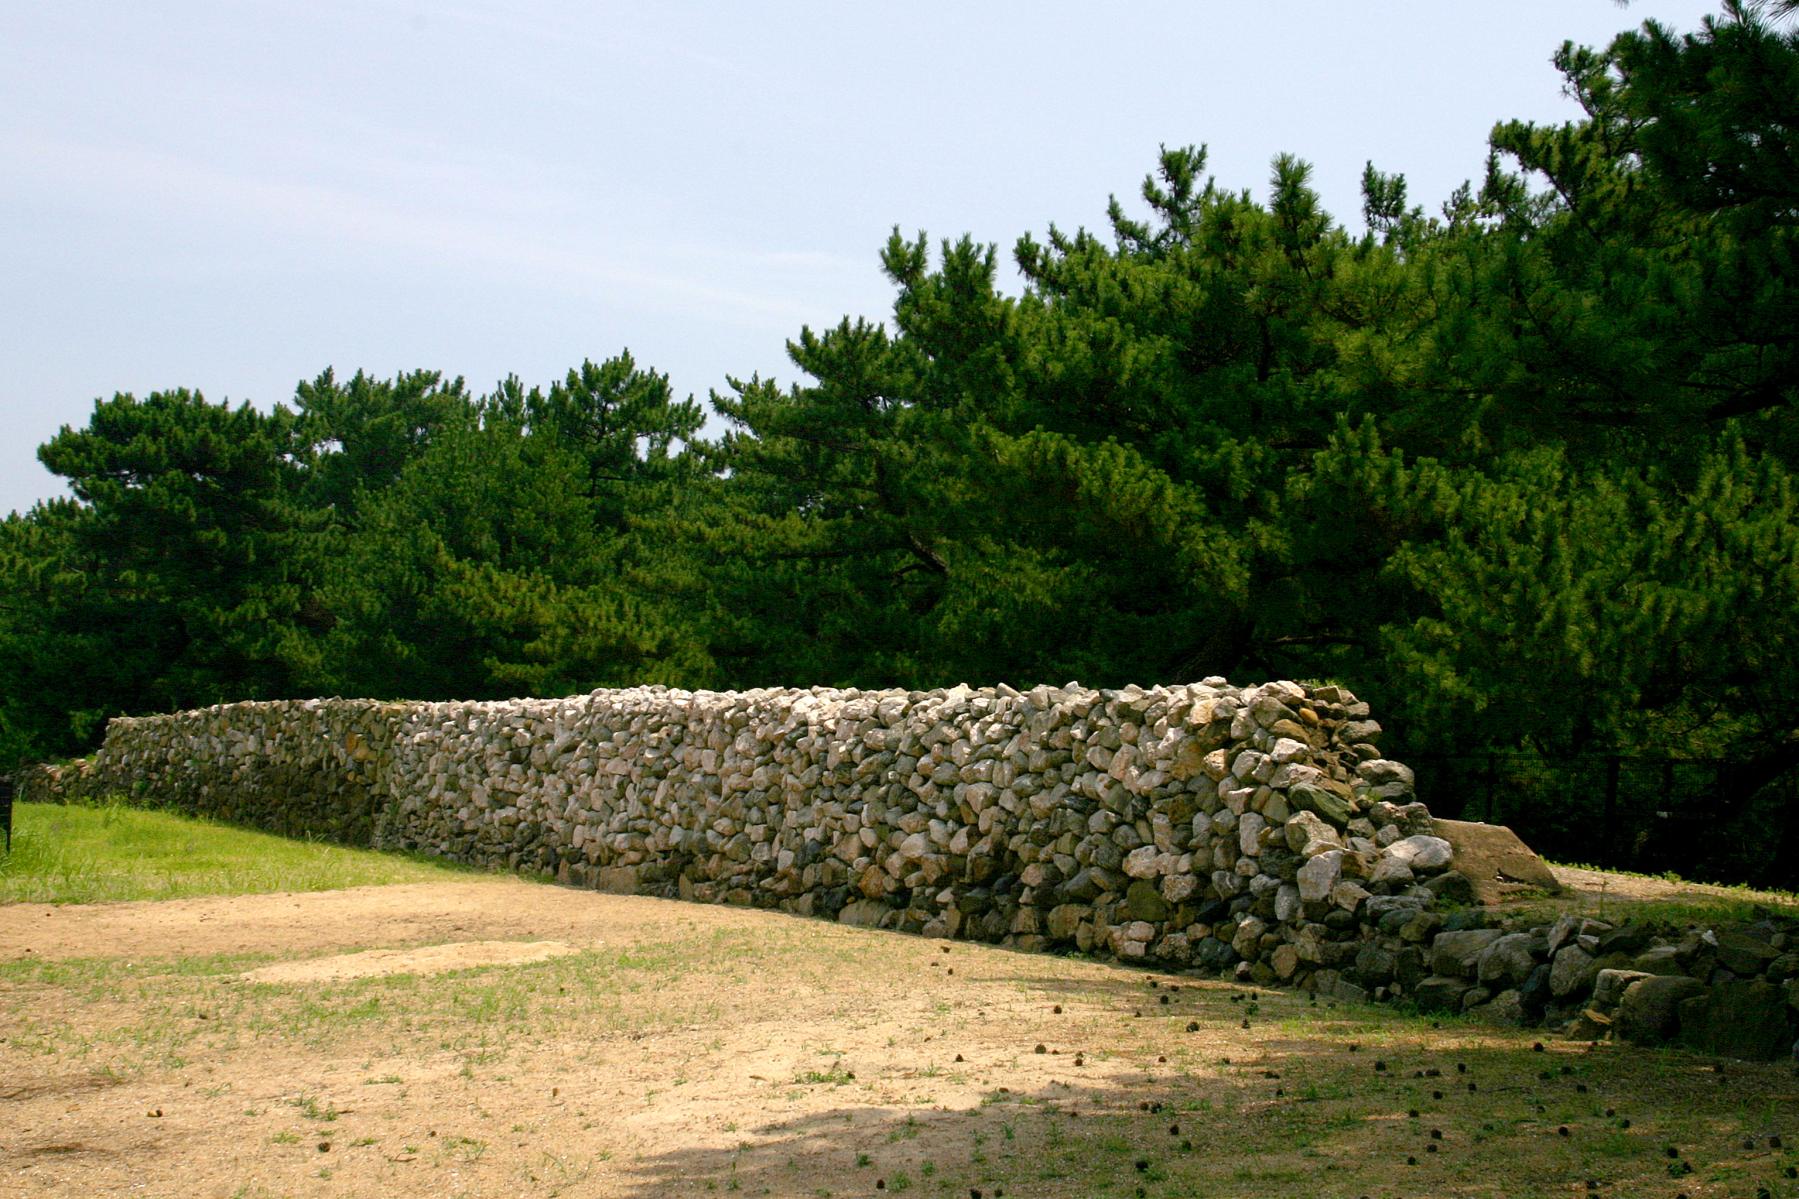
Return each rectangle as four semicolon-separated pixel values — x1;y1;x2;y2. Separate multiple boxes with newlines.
1;0;1723;515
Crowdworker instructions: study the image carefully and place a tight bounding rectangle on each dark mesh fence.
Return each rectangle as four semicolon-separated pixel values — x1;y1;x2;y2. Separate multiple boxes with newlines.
1405;752;1798;890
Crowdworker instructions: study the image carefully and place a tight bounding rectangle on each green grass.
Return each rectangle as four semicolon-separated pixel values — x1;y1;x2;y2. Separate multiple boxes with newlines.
0;800;482;904
1512;858;1799;928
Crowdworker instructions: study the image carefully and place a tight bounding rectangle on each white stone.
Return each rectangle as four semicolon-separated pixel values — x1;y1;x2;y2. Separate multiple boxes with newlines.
1386;835;1453;871
1238;811;1266;857
1368;855;1415;886
1269;737;1310;764
1123;845;1162;879
1297;850;1344;902
1161;873;1199;903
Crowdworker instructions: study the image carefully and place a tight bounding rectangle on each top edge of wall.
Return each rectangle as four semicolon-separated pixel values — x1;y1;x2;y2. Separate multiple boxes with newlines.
103;678;1365;725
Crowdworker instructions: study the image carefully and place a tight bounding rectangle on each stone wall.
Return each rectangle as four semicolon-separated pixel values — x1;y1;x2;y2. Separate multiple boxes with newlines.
20;679;1460;985
23;678;1799;1057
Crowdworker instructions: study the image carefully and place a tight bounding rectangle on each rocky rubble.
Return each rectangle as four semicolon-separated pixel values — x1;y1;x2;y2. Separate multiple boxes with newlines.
1350;899;1799;1060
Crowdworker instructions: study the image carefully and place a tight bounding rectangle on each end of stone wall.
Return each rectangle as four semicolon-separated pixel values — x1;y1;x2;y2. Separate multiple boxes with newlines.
22;698;403;844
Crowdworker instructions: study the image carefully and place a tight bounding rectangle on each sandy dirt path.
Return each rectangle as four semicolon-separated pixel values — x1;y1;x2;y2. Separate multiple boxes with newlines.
3;870;1795;1199
1;877;612;964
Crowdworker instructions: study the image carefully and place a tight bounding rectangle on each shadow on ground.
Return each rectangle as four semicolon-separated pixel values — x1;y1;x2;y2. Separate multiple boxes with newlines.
603;956;1799;1199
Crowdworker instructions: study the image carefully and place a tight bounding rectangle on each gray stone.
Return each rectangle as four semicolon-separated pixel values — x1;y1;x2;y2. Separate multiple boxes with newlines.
1044;904;1084;941
1517;962;1553;1018
1616;975;1706;1044
1330;880;1371;913
1475;989;1528;1026
1284;810;1343;857
1631;945;1686;976
1592;968;1652;1009
1353;943;1398;986
1460;985;1493;1011
1296;850;1343;902
1386;834;1453;872
1269;737;1310;764
1422;871;1475;905
1549;945;1598;999
1711;929;1779;977
1356;759;1415;787
1274;883;1302;924
1122;845;1161;879
838;898;889;928
1238;810;1267;857
1289;782;1352;827
1414;975;1474;1013
1232;916;1269;961
1160;873;1199;903
1399;911;1443;944
1121;879;1169;923
1430;928;1504;979
1060;868;1104;902
1271;943;1301;979
1477;932;1539;987
1596;924;1657;957
1368;855;1416;887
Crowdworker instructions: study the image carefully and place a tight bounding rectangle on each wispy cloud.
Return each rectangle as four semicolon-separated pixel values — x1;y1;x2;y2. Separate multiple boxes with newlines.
2;128;869;331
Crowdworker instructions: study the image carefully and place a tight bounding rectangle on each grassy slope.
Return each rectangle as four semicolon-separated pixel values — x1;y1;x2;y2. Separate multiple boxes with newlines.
0;800;478;904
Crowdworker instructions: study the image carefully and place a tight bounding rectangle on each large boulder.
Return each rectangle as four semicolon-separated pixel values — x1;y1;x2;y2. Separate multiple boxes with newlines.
1616;975;1706;1044
1431;928;1504;979
1414;975;1475;1013
1592;968;1652;1009
1476;932;1540;987
1430;818;1563;905
1549;945;1599;999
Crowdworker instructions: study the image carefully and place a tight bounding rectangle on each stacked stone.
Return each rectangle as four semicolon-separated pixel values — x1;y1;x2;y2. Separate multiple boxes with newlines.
21;698;401;845
22;678;1465;992
1445;912;1798;1059
23;678;1799;1058
352;677;1461;989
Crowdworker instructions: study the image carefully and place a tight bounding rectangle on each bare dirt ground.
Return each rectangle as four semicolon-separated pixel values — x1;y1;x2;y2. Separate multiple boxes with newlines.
3;871;1796;1199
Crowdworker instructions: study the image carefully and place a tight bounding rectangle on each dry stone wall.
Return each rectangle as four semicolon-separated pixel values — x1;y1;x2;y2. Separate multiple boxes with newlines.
23;679;1799;1057
21;679;1461;987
